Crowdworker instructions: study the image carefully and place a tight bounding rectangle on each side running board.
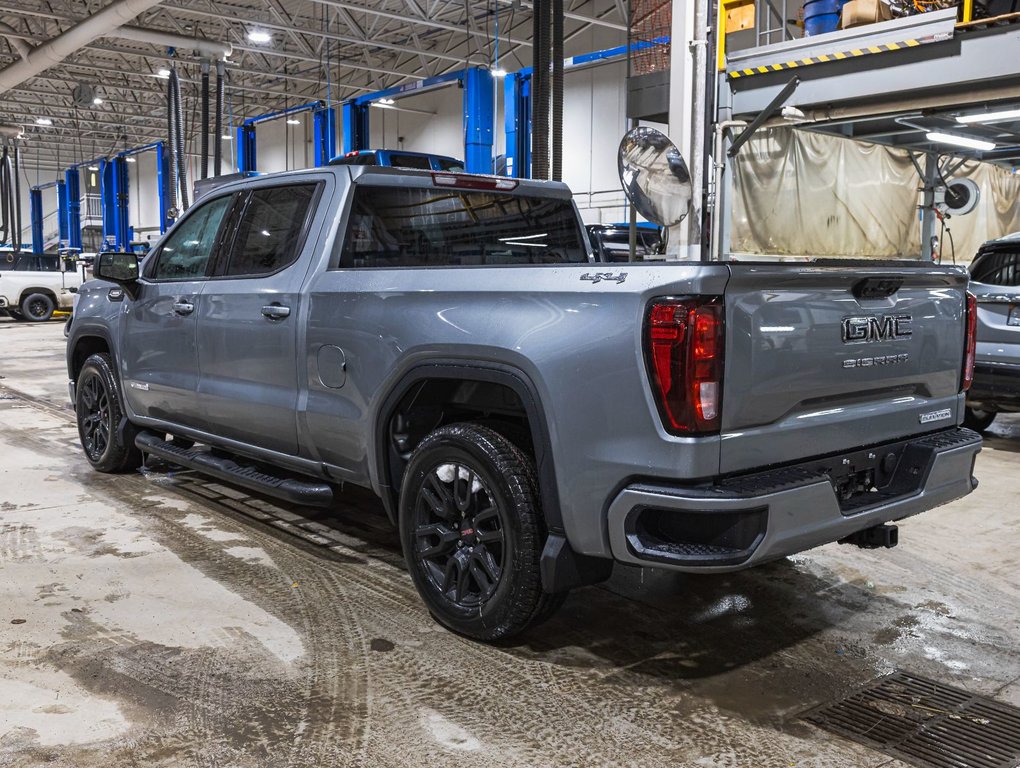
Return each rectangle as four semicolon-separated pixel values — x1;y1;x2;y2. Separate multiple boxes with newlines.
135;431;334;508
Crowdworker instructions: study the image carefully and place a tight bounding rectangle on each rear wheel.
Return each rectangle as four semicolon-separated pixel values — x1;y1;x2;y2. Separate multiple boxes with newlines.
21;293;55;322
76;353;142;473
399;423;564;641
963;407;996;432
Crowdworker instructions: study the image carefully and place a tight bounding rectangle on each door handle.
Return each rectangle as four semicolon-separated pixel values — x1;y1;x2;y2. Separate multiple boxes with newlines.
172;300;195;315
261;304;291;320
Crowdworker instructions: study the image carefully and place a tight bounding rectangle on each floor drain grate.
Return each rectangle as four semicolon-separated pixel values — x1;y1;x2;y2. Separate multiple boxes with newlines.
804;671;1020;768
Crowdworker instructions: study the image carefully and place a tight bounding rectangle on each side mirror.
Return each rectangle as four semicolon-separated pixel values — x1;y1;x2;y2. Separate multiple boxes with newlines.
94;252;140;284
617;126;693;227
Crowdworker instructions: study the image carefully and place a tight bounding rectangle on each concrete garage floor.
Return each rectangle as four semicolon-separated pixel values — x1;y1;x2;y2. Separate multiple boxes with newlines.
1;320;1018;768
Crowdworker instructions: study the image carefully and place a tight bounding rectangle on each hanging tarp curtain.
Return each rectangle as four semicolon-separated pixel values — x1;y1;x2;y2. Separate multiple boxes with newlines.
730;127;1020;261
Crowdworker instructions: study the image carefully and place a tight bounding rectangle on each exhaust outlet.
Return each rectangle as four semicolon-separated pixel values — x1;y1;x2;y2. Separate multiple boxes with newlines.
838;523;898;550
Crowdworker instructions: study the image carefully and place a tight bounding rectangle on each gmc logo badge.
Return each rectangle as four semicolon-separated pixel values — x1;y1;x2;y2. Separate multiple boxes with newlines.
841;315;912;344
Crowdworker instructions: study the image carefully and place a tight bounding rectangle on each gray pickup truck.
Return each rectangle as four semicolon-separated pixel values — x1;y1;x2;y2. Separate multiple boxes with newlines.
66;163;982;641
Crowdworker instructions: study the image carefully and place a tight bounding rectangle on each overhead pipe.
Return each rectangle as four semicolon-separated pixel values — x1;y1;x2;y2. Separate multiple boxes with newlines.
0;21;31;60
113;26;232;60
0;0;166;95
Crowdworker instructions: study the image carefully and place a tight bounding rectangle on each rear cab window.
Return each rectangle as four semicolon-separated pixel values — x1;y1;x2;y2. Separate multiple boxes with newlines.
337;185;588;268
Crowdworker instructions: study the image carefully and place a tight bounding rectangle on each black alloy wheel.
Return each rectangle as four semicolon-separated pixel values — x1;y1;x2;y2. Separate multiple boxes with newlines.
413;460;506;608
399;423;566;641
79;373;111;462
75;353;142;473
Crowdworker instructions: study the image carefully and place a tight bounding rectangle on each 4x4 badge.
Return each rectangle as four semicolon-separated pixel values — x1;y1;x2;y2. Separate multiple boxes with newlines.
581;272;627;284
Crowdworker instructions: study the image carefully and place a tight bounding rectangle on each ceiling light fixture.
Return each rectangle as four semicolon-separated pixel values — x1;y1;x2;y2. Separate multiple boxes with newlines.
87;165;100;171
377;98;396;105
957;107;1020;124
125;157;137;163
35;117;53;126
247;29;272;43
491;67;508;78
157;68;171;78
286;118;301;125
92;97;103;105
221;134;232;140
925;131;996;151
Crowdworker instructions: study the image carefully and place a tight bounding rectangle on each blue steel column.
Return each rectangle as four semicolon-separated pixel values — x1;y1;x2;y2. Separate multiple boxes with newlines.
313;106;337;166
101;159;116;250
504;72;531;178
64;169;82;252
56;181;68;246
341;102;369;153
113;156;129;250
156;141;170;233
463;67;494;174
237;124;257;173
29;188;43;254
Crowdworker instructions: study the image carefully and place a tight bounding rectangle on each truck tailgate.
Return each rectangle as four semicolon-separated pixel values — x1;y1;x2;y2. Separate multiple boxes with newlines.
720;263;969;474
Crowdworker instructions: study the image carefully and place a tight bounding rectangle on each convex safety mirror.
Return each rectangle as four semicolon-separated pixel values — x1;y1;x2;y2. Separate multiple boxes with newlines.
94;252;140;283
617;126;693;228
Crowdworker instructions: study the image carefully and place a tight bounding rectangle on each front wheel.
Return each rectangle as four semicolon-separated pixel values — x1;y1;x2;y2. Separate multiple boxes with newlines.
21;293;55;322
398;423;565;641
76;353;142;473
963;407;996;432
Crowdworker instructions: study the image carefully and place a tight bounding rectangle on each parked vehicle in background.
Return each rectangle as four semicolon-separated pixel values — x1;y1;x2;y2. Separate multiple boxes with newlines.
68;164;981;642
586;222;664;262
0;253;81;321
328;149;465;172
963;233;1020;431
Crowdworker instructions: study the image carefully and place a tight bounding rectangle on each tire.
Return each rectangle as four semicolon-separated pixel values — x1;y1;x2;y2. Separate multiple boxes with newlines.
398;422;565;641
75;353;143;473
21;293;55;322
963;407;996;432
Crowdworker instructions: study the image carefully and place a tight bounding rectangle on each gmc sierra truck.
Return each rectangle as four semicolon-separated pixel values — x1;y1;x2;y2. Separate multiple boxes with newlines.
66;164;981;641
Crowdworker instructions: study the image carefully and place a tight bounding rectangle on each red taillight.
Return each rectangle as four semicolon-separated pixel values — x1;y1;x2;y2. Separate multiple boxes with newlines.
645;298;724;434
962;290;977;391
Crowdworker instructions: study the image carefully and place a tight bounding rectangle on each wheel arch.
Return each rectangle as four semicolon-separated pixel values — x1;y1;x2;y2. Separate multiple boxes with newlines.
19;287;59;305
373;361;563;533
68;328;116;382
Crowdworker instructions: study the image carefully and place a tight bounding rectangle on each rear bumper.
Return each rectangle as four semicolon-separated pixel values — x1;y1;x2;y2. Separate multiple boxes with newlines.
968;361;1020;412
606;428;981;573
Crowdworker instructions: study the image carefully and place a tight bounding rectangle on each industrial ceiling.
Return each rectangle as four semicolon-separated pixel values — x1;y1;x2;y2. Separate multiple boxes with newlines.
0;0;627;172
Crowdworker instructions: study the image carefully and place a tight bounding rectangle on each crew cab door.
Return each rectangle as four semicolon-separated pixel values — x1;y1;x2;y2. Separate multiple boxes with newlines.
119;193;234;426
196;181;322;456
969;248;1020;366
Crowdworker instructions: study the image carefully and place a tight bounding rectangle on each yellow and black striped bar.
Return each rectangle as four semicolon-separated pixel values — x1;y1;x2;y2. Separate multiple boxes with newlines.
728;39;922;79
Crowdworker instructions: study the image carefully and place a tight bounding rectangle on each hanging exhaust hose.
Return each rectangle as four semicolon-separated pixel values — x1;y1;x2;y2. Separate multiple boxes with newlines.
167;71;178;216
551;0;563;183
12;140;21;251
531;0;549;180
0;145;9;246
214;60;224;177
200;61;209;180
174;71;189;211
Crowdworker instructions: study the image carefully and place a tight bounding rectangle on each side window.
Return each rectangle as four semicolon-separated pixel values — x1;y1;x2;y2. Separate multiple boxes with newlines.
971;251;1020;287
220;184;317;277
151;195;233;280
